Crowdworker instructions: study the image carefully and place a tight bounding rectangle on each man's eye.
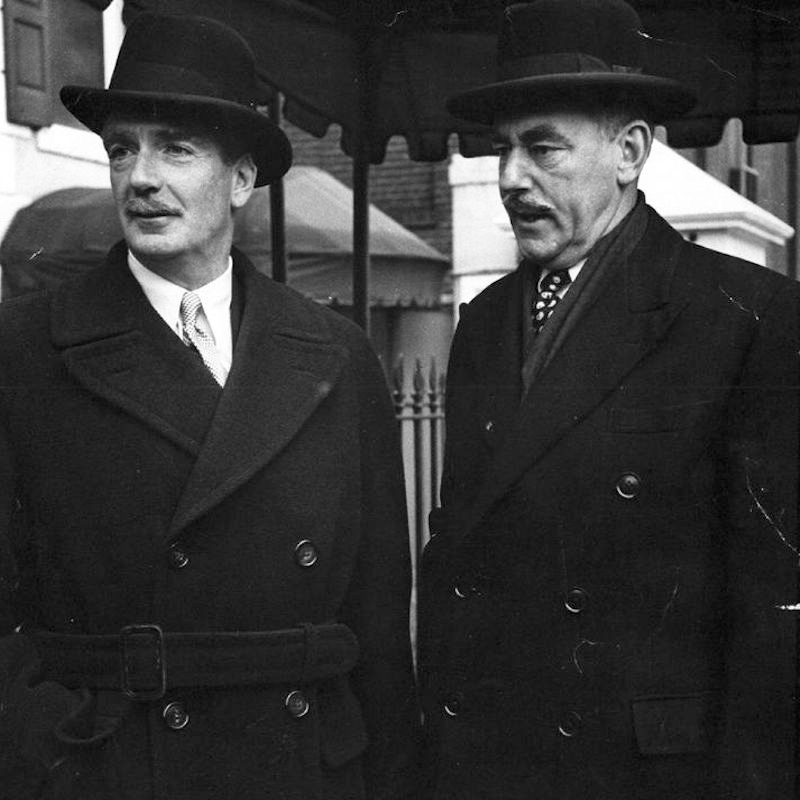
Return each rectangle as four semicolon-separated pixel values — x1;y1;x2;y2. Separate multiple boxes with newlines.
491;144;510;157
165;143;192;156
106;145;131;161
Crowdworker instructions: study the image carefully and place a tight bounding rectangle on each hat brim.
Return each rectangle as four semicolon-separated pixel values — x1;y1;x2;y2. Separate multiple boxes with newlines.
60;86;292;187
447;73;697;125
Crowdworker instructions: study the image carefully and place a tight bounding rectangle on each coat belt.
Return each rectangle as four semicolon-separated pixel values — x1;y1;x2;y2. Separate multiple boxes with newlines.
32;622;359;701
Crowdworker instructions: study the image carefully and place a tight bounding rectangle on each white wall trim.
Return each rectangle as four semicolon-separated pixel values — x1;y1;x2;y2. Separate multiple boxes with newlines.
35;124;107;163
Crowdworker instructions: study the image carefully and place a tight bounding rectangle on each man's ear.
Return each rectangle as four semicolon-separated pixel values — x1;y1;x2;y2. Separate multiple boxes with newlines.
616;120;652;187
231;153;257;210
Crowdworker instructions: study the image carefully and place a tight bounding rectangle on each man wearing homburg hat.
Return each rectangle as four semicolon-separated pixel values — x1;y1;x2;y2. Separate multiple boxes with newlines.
0;13;421;800
420;1;798;798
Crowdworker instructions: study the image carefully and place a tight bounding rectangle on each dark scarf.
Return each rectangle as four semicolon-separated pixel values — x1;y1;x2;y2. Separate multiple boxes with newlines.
520;192;650;394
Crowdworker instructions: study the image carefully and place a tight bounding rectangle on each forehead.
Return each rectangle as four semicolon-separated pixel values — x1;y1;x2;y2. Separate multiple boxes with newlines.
493;108;603;142
101;113;222;147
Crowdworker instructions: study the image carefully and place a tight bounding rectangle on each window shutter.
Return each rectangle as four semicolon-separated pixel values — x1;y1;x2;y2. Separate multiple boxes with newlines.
3;0;52;128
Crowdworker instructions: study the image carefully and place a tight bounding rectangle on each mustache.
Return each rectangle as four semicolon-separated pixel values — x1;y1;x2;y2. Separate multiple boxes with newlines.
501;195;554;217
124;200;180;217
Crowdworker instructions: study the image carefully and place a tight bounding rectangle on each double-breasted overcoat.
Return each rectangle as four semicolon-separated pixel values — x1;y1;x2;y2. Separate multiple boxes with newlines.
420;206;798;799
0;244;420;800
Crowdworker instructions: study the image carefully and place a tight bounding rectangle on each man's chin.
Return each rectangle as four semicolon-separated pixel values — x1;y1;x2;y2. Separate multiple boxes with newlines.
124;231;178;259
516;240;563;266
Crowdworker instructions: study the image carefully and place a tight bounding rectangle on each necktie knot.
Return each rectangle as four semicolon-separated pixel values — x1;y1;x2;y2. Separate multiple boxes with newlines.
180;291;203;338
531;268;572;334
180;291;226;386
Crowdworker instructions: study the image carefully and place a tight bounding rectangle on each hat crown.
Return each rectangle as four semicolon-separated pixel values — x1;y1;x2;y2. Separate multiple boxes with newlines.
499;0;646;77
60;13;292;186
108;13;260;108
446;0;696;126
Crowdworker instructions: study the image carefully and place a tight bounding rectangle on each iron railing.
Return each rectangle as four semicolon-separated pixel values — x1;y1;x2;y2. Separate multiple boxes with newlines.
391;357;445;645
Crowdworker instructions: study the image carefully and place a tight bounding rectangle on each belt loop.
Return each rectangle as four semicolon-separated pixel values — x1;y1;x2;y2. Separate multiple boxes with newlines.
300;623;319;683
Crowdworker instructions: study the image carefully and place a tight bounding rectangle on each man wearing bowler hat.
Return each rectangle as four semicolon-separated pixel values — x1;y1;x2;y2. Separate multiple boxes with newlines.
0;13;420;800
420;1;798;798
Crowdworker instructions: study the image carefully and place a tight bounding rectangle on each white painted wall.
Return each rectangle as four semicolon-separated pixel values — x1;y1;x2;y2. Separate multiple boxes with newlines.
0;1;125;257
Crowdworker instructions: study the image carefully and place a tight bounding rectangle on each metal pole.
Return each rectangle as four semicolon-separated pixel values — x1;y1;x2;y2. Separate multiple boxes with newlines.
352;40;371;332
787;139;798;282
352;151;370;331
268;93;288;284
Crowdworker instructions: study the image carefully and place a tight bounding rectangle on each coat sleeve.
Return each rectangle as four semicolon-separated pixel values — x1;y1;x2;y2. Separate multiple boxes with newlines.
715;279;799;799
337;335;422;800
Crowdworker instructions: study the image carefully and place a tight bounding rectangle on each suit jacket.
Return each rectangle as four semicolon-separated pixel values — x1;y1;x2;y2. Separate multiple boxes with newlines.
419;206;798;799
0;243;420;800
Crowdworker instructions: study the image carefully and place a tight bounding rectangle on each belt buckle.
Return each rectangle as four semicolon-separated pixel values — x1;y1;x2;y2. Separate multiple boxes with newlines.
119;623;166;701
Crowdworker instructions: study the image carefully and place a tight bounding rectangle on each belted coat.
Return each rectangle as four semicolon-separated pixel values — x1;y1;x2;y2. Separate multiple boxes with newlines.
0;244;420;800
420;206;799;799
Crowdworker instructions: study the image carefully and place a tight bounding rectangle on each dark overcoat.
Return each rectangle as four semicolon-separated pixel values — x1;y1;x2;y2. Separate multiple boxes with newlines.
0;244;420;800
420;206;798;799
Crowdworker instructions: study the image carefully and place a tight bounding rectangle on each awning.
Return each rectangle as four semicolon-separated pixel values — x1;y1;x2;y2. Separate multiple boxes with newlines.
0;167;449;306
120;0;800;155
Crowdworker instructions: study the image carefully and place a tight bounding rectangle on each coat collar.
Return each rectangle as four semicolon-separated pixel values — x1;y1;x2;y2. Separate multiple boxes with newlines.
463;206;689;538
51;242;348;540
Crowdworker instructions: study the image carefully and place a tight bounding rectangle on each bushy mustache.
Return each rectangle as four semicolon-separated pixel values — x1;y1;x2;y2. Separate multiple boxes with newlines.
501;194;553;217
124;200;180;217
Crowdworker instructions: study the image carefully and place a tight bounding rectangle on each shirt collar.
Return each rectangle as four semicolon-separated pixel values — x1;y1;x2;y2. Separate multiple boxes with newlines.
126;251;233;340
539;258;586;289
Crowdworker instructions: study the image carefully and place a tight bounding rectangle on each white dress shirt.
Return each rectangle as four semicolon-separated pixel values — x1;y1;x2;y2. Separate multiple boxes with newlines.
127;252;234;380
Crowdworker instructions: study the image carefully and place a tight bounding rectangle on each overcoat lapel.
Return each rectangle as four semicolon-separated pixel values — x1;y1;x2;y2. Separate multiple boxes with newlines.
466;211;689;535
465;271;525;449
52;245;348;542
52;243;221;456
168;256;348;538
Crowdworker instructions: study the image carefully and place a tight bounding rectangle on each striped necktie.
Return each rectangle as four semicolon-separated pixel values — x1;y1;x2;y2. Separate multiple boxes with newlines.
180;291;226;386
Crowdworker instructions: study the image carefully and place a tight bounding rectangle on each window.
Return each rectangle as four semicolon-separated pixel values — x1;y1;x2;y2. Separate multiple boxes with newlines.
4;0;104;130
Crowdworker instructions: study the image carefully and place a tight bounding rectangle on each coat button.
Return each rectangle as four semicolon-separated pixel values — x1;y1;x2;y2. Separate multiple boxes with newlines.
294;540;318;568
443;691;465;717
162;701;189;730
558;711;583;738
167;544;190;570
285;690;310;718
564;587;589;614
453;580;479;598
616;472;642;499
484;419;495;433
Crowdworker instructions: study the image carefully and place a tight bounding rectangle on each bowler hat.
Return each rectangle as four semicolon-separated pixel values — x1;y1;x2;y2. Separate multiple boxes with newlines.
60;13;291;187
448;0;696;124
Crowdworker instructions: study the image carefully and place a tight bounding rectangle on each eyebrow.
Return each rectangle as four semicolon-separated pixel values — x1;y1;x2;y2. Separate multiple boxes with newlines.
517;124;572;148
101;124;205;146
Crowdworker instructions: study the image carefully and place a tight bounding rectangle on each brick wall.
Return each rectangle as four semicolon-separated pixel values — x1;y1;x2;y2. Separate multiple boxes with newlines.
286;122;454;260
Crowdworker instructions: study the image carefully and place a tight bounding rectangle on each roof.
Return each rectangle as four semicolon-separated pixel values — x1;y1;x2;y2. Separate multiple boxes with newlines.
640;141;795;245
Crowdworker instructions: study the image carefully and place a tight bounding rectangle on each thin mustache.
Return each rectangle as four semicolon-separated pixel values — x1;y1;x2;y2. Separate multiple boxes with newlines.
125;201;180;217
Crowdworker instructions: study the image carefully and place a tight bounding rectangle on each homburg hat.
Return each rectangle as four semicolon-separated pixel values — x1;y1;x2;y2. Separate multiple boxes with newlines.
61;13;291;187
448;0;697;124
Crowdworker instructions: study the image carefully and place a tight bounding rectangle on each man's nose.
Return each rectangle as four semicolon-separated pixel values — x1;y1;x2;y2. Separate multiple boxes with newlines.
128;151;162;192
498;148;532;192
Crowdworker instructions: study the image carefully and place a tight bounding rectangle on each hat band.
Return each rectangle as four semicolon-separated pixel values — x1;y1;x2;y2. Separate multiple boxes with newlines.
109;60;254;107
498;52;644;81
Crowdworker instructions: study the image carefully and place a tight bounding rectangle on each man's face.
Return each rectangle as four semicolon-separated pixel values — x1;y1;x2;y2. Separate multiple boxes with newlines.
494;108;627;270
102;116;247;275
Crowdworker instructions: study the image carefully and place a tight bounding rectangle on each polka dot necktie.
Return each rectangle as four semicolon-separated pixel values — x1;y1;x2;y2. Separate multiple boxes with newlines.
180;291;226;386
531;269;573;335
